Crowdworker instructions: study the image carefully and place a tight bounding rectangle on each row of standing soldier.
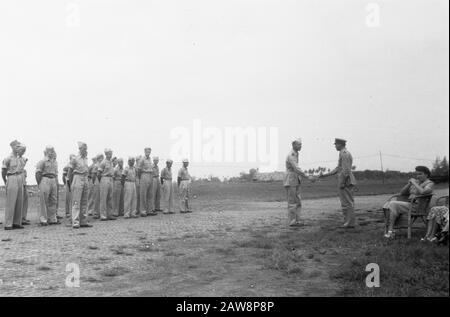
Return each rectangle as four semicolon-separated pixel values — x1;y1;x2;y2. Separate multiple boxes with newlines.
1;141;193;230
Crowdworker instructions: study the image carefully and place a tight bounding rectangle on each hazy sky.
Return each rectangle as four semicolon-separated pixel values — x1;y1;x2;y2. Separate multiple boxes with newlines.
0;0;448;181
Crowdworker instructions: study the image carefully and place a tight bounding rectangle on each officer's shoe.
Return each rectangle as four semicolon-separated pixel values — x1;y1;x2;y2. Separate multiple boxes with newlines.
108;217;117;221
80;223;93;228
4;227;13;230
12;225;25;229
140;214;148;217
22;220;31;225
39;222;49;227
147;212;157;216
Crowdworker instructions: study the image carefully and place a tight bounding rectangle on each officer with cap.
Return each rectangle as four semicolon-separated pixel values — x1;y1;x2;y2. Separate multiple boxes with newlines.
63;154;76;219
284;138;316;227
320;138;357;228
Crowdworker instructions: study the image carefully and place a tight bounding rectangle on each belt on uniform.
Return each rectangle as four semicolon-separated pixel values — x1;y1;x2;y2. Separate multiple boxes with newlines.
141;172;153;174
125;180;135;183
7;173;20;176
43;175;56;179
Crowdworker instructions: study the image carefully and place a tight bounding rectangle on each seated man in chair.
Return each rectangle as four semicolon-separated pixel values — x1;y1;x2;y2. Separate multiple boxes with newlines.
383;166;434;239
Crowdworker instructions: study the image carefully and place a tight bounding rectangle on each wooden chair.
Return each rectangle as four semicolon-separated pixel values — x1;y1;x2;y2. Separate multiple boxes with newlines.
383;194;434;239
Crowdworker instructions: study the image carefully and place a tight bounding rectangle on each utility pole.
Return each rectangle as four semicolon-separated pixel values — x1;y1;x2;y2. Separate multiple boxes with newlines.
379;151;385;184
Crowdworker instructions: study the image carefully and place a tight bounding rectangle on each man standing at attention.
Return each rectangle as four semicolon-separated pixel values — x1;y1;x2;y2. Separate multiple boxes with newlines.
36;146;60;226
178;159;192;213
122;157;138;219
113;158;124;218
63;154;76;219
138;148;156;216
2;140;26;230
97;149;116;221
67;142;93;229
319;138;357;228
151;156;162;213
284;138;316;227
161;159;174;214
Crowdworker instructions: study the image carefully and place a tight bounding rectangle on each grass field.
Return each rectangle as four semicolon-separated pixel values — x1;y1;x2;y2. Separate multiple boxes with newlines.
0;178;448;297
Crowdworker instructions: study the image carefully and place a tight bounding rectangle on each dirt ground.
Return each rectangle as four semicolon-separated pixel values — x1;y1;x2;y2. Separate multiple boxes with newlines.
0;187;448;297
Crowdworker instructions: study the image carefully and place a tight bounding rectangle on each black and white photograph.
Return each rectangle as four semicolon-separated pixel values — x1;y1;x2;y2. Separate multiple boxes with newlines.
0;0;448;301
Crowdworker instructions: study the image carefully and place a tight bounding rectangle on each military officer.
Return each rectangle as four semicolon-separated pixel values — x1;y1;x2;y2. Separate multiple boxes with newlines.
319;138;357;228
2;140;26;230
284;138;316;227
177;159;192;213
161;159;174;214
36;146;60;226
138;148;156;216
63;154;76;219
151;156;162;212
97;149;116;221
67;142;93;229
113;158;124;217
122;157;138;218
88;154;103;219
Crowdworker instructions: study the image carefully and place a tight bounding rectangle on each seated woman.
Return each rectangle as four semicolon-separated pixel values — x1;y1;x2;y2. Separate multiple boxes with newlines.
383;166;434;239
422;205;449;242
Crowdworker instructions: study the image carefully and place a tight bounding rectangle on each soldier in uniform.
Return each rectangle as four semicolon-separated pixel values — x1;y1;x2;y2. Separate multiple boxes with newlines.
97;149;116;221
67;142;93;229
122;157;138;218
161;159;174;214
138;148;156;216
63;154;76;219
36;146;60;226
284;138;316;227
113;158;124;217
2;140;26;230
178;159;192;213
151;156;162;212
88;154;103;219
319;138;357;228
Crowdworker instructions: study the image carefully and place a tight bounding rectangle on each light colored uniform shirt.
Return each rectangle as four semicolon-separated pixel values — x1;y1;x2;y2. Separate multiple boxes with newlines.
152;164;160;178
122;166;137;182
2;154;27;176
98;159;114;177
138;157;153;174
284;150;304;187
36;157;58;177
331;148;356;188
69;155;89;176
161;167;172;180
178;167;191;181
